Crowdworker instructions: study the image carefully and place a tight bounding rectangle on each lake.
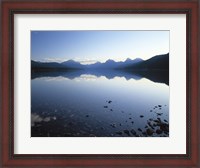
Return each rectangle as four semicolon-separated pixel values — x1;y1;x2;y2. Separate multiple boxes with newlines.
31;70;169;137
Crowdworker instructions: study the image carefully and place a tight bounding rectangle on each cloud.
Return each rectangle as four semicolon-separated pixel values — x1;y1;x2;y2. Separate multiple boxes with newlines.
79;60;98;65
42;57;66;63
42;57;99;65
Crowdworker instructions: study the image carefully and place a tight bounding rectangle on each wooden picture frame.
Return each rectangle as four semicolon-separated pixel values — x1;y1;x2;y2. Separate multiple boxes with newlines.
1;0;199;167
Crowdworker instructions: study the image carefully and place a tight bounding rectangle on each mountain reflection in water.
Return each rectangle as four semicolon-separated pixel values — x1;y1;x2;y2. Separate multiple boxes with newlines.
31;69;169;137
31;69;169;85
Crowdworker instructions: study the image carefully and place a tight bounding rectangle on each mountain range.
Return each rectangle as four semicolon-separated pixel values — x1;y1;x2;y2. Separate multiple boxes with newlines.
31;53;169;71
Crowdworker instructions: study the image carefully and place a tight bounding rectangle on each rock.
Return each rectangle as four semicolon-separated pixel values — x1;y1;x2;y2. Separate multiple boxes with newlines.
110;123;116;128
116;131;123;135
158;105;162;107
85;115;89;117
147;122;154;130
146;128;154;136
145;125;148;128
131;121;134;124
130;129;136;135
129;117;132;119
110;109;113;111
164;131;169;135
153;123;157;127
157;118;161;122
157;113;163;116
104;106;108;108
142;132;147;136
140;115;144;118
160;123;169;132
108;101;112;103
138;128;142;132
164;119;168;123
119;123;122;126
150;110;152;112
156;129;163;134
154;120;160;123
124;130;130;136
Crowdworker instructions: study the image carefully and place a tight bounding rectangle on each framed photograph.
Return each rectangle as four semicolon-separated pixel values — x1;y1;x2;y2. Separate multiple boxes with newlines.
1;0;199;167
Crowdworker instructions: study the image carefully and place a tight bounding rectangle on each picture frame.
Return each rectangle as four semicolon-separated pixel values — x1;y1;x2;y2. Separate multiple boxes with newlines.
1;0;199;167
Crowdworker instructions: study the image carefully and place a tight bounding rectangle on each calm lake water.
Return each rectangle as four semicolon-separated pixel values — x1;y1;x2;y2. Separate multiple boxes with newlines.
31;70;169;137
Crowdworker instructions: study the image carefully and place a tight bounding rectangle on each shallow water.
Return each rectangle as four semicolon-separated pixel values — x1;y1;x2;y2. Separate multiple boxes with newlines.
31;70;169;137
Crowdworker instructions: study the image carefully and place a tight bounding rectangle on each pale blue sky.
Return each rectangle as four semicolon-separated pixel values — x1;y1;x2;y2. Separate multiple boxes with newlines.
31;31;169;64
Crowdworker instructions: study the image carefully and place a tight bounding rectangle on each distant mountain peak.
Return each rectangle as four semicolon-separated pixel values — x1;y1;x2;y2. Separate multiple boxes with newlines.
105;59;115;63
62;59;78;63
125;58;132;62
134;58;143;61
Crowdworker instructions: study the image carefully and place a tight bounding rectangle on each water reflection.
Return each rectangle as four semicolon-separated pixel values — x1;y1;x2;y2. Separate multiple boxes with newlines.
31;70;169;137
31;69;169;85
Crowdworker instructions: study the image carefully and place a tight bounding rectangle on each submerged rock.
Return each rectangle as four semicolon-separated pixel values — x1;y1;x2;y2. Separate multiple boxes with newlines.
130;129;136;135
146;128;154;136
142;132;147;136
138;128;142;132
156;129;163;134
124;130;130;136
160;123;169;132
147;122;154;130
110;123;116;128
85;115;89;117
116;131;123;135
104;106;108;108
140;115;144;118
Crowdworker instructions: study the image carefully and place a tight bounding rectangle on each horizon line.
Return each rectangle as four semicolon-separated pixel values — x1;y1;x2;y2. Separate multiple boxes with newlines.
32;52;169;65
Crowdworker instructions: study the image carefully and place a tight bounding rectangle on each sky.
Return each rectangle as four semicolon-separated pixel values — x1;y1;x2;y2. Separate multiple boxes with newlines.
31;31;169;64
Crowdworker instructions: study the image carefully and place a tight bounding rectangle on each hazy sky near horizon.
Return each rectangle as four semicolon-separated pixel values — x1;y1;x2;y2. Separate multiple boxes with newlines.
31;31;169;64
